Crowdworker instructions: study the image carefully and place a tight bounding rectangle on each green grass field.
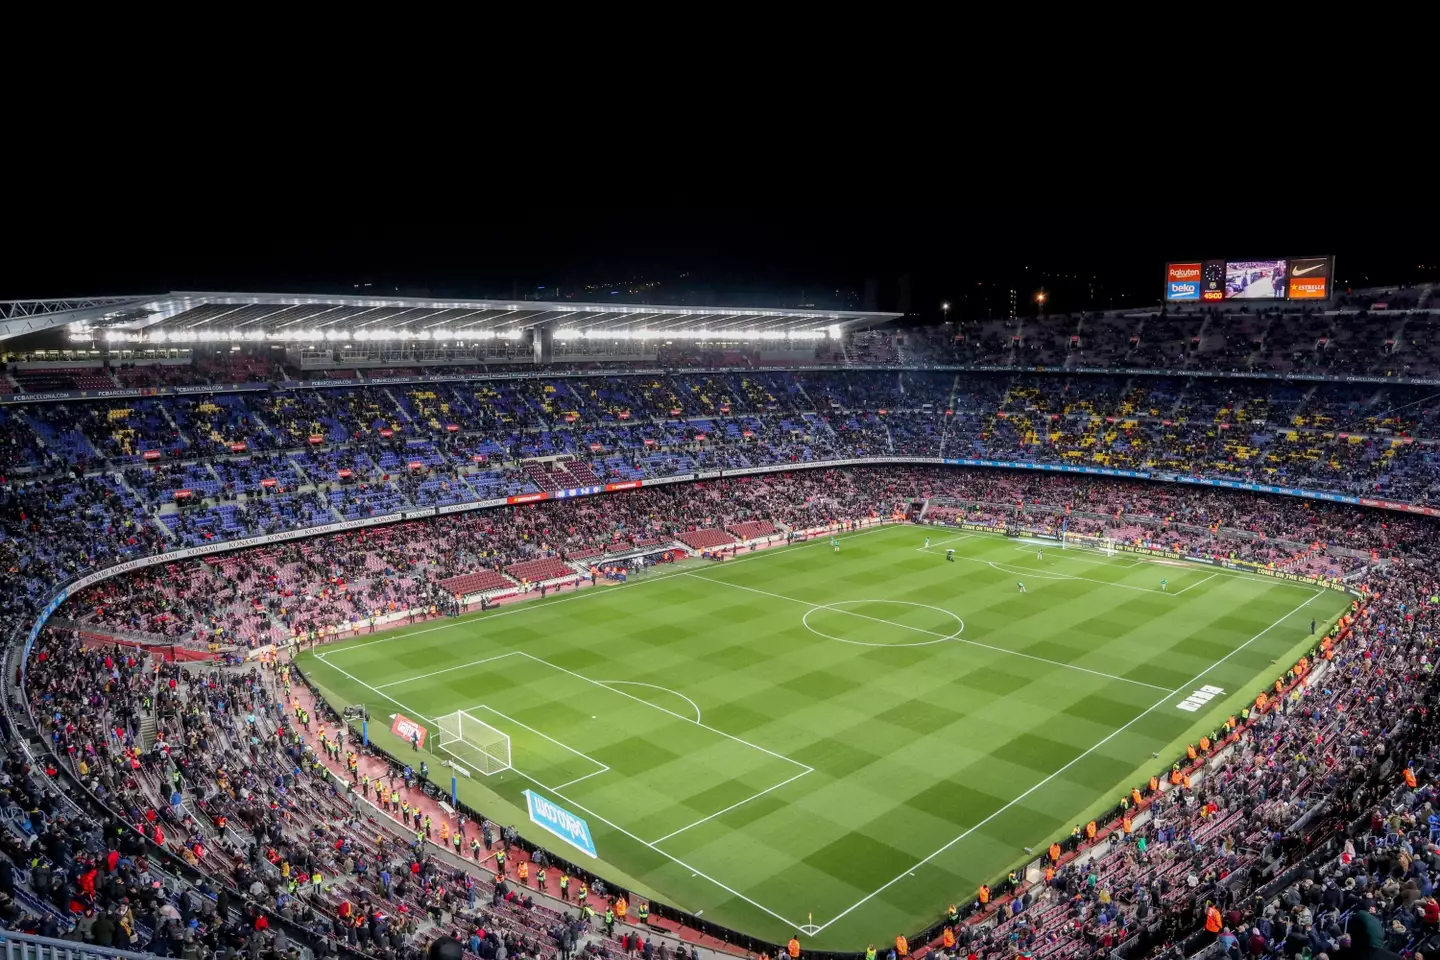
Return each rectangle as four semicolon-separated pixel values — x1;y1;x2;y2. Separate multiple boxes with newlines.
300;523;1348;948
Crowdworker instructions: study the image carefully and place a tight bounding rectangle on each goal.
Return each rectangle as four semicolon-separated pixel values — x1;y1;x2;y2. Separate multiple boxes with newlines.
436;710;512;776
1061;531;1116;557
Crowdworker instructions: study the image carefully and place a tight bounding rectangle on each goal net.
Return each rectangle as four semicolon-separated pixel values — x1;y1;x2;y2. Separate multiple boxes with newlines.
436;710;511;776
1062;531;1116;557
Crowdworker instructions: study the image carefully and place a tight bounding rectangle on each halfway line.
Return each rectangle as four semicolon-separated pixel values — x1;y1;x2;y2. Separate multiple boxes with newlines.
683;572;1172;692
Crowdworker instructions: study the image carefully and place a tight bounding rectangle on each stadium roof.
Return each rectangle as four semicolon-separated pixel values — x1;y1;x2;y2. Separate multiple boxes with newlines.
0;292;901;343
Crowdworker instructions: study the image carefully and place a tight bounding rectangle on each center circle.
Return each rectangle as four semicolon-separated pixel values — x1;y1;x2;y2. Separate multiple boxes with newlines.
802;600;964;648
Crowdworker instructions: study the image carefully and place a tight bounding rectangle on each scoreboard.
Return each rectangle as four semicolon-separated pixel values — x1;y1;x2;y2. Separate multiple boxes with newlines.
1165;256;1333;302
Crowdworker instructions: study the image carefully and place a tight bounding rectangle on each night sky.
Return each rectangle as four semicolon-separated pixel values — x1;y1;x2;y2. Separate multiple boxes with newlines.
6;208;1430;322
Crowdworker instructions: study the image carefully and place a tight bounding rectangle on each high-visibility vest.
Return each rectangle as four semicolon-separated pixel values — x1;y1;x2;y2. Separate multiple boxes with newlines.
1085;821;1097;839
615;898;627;917
787;939;800;959
943;929;955;949
518;862;528;880
978;884;989;904
1049;844;1061;862
1205;906;1222;933
1404;767;1418;789
895;936;909;957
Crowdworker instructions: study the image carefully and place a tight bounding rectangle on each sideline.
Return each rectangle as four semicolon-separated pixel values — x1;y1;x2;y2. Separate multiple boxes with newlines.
321;523;895;658
806;588;1325;934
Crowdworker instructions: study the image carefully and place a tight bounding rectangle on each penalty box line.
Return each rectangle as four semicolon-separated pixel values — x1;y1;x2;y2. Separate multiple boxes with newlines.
311;651;812;933
454;703;611;790
915;534;975;552
807;587;1326;935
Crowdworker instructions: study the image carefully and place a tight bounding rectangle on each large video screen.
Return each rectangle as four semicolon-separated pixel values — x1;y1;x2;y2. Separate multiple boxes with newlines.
1165;256;1333;302
1225;260;1287;299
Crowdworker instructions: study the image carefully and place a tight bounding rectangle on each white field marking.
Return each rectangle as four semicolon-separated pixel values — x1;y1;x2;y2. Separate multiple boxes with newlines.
802;600;963;648
1173;572;1219;596
987;559;1171;593
684;572;1171;692
648;767;815;845
551;768;612;790
512;652;811;773
376;651;523;689
460;704;610;776
809;587;1325;934
1013;545;1142;569
942;525;1291;587
436;743;511;777
915;533;975;552
310;651;807;931
986;561;1088;581
321;524;895;658
596;681;703;724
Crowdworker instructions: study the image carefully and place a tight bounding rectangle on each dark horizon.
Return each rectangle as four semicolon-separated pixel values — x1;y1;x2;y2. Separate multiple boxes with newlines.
6;208;1432;323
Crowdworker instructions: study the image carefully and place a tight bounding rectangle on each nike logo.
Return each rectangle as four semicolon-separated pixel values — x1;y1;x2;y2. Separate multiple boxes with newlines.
1292;262;1325;276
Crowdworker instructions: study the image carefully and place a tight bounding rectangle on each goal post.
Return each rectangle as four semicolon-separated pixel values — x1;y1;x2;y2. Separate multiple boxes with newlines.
1061;530;1117;557
436;709;512;776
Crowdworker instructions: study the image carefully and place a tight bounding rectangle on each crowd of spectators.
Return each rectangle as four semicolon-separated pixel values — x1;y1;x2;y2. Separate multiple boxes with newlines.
2;320;1440;959
5;367;1440;562
4;466;1438;960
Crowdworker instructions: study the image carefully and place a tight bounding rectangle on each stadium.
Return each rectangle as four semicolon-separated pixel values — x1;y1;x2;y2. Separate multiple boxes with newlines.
0;279;1437;960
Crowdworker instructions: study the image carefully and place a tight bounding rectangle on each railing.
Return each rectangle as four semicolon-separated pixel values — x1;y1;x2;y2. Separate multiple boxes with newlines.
0;930;171;960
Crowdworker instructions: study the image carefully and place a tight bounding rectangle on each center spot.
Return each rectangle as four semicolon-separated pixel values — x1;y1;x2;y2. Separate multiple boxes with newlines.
802;600;964;648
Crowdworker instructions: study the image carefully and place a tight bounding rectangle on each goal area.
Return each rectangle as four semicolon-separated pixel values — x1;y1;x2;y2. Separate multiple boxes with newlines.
1061;531;1116;557
436;709;512;776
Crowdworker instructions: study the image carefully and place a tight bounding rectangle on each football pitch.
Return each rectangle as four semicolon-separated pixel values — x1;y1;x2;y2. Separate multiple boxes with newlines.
300;523;1349;948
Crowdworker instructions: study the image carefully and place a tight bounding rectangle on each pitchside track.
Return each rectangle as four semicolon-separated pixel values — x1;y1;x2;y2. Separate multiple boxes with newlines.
302;524;1348;947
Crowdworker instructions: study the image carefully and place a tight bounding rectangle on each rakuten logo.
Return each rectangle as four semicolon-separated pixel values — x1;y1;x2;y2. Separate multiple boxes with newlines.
1168;263;1202;282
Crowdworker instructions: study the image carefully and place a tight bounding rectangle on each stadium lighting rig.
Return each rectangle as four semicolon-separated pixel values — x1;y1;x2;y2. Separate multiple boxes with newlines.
72;325;836;344
75;327;529;344
551;328;830;342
